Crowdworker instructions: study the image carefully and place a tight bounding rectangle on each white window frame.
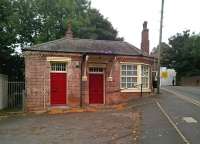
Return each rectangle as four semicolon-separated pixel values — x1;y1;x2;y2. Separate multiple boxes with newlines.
141;64;150;89
50;62;67;73
120;63;151;92
89;67;104;74
120;64;138;89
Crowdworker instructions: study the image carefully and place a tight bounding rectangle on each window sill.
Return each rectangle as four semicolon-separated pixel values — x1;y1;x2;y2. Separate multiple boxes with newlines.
120;88;151;93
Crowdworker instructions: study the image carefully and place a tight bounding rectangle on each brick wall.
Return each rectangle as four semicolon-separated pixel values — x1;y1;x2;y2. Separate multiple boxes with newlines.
25;52;82;112
67;59;81;107
181;76;200;86
25;54;48;111
106;56;153;104
24;51;154;112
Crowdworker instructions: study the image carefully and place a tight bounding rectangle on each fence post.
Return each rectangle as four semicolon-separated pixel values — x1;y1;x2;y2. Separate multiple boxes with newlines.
0;74;8;110
22;89;25;112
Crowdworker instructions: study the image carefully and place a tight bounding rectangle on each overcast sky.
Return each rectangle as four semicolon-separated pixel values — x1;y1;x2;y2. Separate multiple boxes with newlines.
91;0;200;52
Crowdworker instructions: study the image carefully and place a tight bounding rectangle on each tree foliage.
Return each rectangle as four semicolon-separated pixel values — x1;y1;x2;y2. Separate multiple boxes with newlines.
151;42;172;67
168;31;200;76
0;0;122;80
152;30;200;77
0;0;18;78
14;0;122;46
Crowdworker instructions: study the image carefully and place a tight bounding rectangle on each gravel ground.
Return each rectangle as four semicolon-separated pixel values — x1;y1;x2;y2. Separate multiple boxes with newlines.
0;109;141;144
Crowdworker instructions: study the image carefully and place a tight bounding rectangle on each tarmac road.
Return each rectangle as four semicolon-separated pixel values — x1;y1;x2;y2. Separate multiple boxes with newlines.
164;86;200;101
159;86;200;144
139;86;200;144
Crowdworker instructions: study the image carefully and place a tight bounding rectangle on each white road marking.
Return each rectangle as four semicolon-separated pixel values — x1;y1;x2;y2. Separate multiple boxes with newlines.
161;87;200;108
182;117;198;123
155;101;190;144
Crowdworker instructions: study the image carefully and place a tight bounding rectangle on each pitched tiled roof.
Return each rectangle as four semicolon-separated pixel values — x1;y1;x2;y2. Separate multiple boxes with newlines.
23;38;147;56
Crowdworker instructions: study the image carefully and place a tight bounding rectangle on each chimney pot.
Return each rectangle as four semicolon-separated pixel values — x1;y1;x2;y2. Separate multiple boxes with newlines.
143;21;148;29
65;20;73;39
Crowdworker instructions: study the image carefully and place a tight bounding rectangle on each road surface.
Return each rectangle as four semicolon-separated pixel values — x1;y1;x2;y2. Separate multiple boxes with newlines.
140;86;200;144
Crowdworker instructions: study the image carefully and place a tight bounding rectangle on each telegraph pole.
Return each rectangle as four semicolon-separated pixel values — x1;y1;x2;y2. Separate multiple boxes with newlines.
157;0;165;94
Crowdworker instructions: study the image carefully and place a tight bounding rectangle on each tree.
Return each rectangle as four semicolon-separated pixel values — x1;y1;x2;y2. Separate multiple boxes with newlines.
0;0;16;74
77;9;123;41
14;0;122;46
151;31;200;78
168;30;200;76
151;42;172;67
0;0;122;80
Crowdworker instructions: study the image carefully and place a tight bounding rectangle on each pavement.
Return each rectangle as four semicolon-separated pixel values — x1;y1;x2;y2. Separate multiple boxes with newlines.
139;98;183;144
0;86;200;144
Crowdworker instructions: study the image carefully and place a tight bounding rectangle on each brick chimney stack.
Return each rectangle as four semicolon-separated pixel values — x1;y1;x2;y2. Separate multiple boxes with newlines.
141;21;149;54
65;20;73;39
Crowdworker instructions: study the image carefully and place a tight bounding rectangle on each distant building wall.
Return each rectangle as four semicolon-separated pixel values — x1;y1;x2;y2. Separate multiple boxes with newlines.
0;74;8;109
181;76;200;86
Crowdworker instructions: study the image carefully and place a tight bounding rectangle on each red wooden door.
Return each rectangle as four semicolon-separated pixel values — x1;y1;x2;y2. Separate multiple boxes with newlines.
50;73;67;105
89;74;104;104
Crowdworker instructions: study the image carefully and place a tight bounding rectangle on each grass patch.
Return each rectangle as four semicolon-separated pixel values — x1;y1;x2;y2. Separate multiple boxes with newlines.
0;107;23;116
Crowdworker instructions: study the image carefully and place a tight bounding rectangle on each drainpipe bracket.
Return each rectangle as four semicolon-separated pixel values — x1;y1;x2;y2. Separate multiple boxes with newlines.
82;76;87;81
107;76;113;81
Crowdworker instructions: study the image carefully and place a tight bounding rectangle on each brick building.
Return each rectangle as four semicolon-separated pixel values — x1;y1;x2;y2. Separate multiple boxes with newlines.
23;21;154;112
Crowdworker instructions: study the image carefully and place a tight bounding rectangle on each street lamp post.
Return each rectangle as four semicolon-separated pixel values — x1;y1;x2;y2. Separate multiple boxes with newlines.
157;0;165;94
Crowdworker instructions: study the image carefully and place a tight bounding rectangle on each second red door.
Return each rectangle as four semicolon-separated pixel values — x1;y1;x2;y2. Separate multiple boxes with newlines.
89;74;104;104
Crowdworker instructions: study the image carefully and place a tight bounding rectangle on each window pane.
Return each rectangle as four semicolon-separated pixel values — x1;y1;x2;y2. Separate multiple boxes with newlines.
127;77;133;82
142;65;149;77
121;83;126;88
127;65;132;70
127;83;134;88
51;63;66;71
133;77;137;82
133;71;137;76
126;71;137;76
133;65;137;70
121;77;126;83
89;67;103;73
121;65;126;70
127;71;133;76
142;77;148;88
121;71;126;76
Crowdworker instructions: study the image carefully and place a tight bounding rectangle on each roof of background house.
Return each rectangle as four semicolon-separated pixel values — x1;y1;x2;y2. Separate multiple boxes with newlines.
23;37;150;57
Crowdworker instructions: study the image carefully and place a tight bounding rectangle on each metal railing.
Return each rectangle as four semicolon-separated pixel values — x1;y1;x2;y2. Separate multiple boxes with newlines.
8;82;25;110
122;83;143;97
134;84;143;97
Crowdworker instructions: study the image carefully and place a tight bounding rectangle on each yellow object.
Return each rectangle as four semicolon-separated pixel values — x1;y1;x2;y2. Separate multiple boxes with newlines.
161;71;168;79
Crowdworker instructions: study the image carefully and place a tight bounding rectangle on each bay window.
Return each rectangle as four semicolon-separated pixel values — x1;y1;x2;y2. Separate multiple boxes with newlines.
120;64;150;89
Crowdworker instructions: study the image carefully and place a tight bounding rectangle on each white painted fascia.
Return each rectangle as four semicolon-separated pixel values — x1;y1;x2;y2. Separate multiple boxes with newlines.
46;57;71;62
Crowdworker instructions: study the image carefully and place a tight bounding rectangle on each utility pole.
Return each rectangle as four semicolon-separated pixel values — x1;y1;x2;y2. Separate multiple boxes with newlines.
157;0;165;94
